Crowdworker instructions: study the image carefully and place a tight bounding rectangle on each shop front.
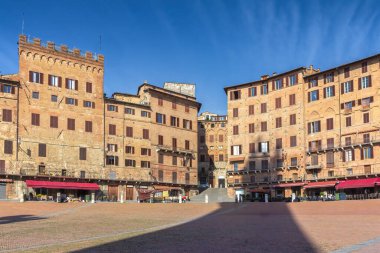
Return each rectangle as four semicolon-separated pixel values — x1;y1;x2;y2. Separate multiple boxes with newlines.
274;182;306;201
153;186;184;203
335;177;380;200
303;181;337;200
25;180;99;202
249;188;270;202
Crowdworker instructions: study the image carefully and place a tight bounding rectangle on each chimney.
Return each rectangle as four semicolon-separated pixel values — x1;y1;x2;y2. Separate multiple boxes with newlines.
309;65;313;71
261;75;269;80
272;72;277;76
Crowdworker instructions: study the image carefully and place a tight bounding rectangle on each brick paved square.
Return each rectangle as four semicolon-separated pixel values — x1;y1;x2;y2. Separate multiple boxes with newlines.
0;200;379;253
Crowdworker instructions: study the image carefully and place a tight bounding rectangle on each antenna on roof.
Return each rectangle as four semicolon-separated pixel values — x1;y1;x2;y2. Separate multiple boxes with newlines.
21;12;25;34
99;35;102;52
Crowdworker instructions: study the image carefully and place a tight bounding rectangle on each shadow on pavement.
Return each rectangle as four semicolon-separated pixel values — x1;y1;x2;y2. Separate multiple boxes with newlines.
0;214;46;224
73;202;318;253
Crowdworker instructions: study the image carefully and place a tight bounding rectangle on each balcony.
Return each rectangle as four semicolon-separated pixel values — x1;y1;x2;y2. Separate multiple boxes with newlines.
343;108;352;114
361;104;370;111
156;145;193;156
288;164;299;170
307;137;380;155
226;167;249;175
306;164;323;170
305;165;380;181
249;152;270;158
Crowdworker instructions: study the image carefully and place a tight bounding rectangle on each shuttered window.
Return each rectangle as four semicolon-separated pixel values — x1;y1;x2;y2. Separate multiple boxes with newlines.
158;135;163;145
327;138;334;148
363;113;370;123
261;103;267;113
233;108;239;117
86;82;92;93
158;154;164;164
38;143;46;157
79;147;87;160
290;136;297;147
126;127;133;137
275;97;281;109
4;140;12;154
65;78;78;90
85;121;93;132
326;118;334;130
346;117;352;127
229;90;241;100
362;62;368;73
2;109;12;122
48;75;62;87
249;143;255;153
233;125;239;135
109;124;116;135
249;123;255;133
289;94;296;106
290;114;296;125
31;113;40;126
326;152;334;167
0;160;5;174
248;105;254;115
276;138;282;149
275;117;282;128
50;116;58;128
344;67;350;78
125;146;135;154
67;118;75;130
143;129;149;139
261;121;267;132
29;71;44;84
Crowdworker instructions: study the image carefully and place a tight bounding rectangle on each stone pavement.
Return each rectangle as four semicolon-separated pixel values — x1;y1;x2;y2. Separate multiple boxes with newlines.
0;200;379;252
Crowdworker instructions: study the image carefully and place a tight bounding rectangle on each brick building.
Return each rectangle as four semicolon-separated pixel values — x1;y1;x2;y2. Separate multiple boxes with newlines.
198;112;228;188
0;35;200;201
225;54;380;200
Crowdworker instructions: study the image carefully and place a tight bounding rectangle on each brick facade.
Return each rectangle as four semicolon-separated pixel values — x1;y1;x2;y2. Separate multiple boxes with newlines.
0;35;200;200
225;55;380;199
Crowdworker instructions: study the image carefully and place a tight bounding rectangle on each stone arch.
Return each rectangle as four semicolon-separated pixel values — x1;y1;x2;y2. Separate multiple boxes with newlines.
310;110;320;119
33;53;40;60
325;107;336;116
40;55;47;63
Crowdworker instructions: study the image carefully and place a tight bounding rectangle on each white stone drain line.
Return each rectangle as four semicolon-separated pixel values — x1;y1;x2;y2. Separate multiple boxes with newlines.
330;236;380;253
0;204;245;253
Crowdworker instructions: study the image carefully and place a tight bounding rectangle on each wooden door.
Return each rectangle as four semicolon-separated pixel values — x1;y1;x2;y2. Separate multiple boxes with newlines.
126;187;134;200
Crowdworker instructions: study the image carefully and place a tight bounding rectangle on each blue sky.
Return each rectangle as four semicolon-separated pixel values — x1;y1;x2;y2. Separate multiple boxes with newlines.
0;0;379;114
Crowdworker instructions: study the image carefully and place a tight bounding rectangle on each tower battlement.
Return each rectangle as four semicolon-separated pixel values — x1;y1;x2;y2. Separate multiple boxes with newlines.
18;34;104;66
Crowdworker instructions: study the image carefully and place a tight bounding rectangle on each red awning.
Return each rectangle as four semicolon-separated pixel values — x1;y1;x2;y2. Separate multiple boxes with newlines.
137;189;155;200
304;181;338;189
25;180;99;190
153;186;183;191
274;182;306;188
249;188;270;193
335;178;380;190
